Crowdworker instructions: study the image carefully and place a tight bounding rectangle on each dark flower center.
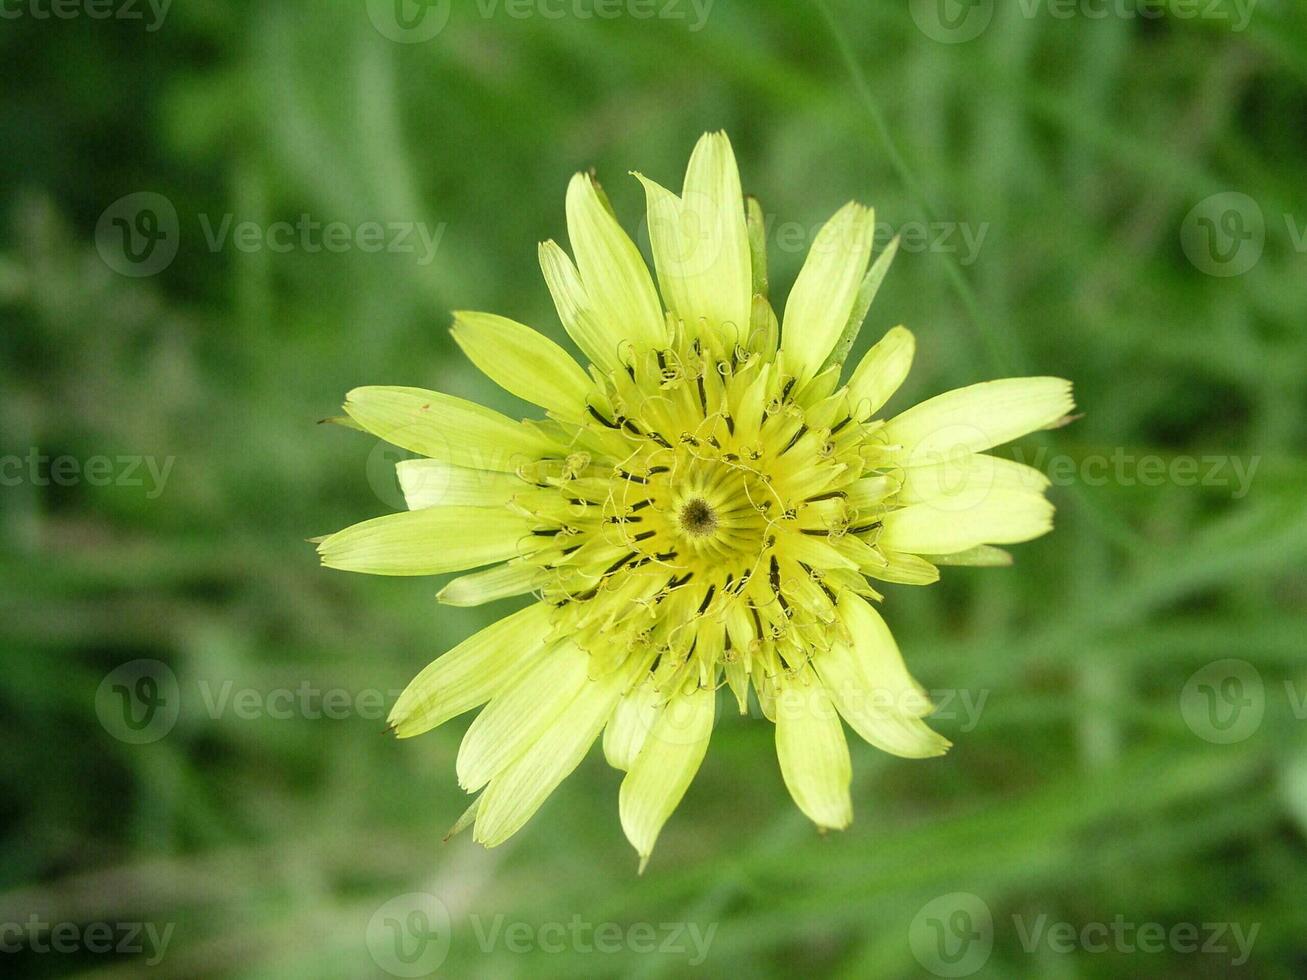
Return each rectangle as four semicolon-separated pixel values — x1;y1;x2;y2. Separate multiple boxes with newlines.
678;497;718;537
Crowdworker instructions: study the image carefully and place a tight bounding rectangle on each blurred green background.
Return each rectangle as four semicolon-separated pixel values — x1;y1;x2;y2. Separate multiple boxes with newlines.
3;0;1306;976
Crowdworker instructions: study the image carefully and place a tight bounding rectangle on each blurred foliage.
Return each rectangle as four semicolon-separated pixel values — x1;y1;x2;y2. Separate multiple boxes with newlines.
2;0;1306;976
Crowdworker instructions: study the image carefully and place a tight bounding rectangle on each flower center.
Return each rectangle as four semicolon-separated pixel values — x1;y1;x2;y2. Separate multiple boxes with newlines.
517;324;886;692
677;497;718;537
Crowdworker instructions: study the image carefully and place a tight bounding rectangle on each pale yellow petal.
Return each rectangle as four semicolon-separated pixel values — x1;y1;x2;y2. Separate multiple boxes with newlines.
565;172;666;356
838;595;934;714
634;173;694;326
812;595;949;759
825;236;901;369
883;377;1074;460
896;452;1049;506
457;640;590;792
929;545;1014;567
473;662;630;847
879;490;1055;554
648;130;751;333
317;506;533;576
791;536;862;573
749;293;779;356
775;666;852;830
451;311;592;417
538;239;619;371
817;653;949;759
819;654;949;758
603;676;660;771
861;549;940;586
845;474;899;511
781;202;877;385
437;561;543;606
619;685;715;869
847;325;915;419
724;658;750;715
387;603;552;738
397;458;528;510
345;386;558;472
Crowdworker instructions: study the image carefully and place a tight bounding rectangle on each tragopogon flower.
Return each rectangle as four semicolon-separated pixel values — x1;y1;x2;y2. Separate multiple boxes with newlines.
318;132;1073;869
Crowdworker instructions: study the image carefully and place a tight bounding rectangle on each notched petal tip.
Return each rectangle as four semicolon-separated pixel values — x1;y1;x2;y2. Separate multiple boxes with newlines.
828;199;875;228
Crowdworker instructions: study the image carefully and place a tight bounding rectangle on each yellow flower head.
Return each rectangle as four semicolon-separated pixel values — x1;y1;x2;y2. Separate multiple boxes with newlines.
319;132;1073;869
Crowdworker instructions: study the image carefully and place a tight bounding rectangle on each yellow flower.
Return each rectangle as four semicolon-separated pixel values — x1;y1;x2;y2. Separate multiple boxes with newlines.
319;132;1073;869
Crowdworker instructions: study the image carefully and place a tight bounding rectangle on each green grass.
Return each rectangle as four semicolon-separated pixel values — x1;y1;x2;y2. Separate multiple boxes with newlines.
2;0;1306;976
